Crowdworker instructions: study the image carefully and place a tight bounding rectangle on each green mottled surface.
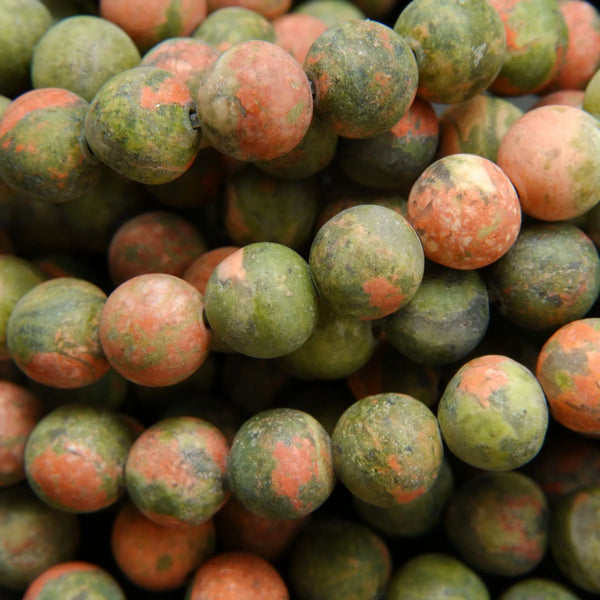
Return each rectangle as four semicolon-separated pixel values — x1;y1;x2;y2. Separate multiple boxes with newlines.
354;458;454;538
26;565;126;600
24;403;134;513
0;484;80;590
224;165;319;250
227;408;335;519
204;242;318;358
196;39;312;162
550;486;600;593
85;66;200;185
6;277;108;388
193;6;275;48
332;393;443;507
438;93;524;162
445;471;549;577
393;0;506;103
0;255;45;359
277;301;377;380
498;577;582;600
31;15;141;102
0;0;53;97
382;264;489;366
125;416;228;526
309;204;424;320
0;96;102;202
288;518;391;600
490;0;569;95
304;19;418;138
437;354;548;471
488;223;600;331
385;553;490;600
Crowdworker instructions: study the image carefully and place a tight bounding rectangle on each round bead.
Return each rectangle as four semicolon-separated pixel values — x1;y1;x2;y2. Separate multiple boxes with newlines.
31;15;141;102
407;153;521;269
536;318;600;436
85;66;201;184
197;40;312;162
99;273;212;387
125;416;229;527
444;471;549;577
487;223;600;331
496;105;600;221
204;242;318;359
438;354;548;471
304;19;418;139
309;204;424;320
227;408;335;520
0;88;101;202
394;0;506;104
332;393;443;507
24;403;133;513
7;277;110;389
